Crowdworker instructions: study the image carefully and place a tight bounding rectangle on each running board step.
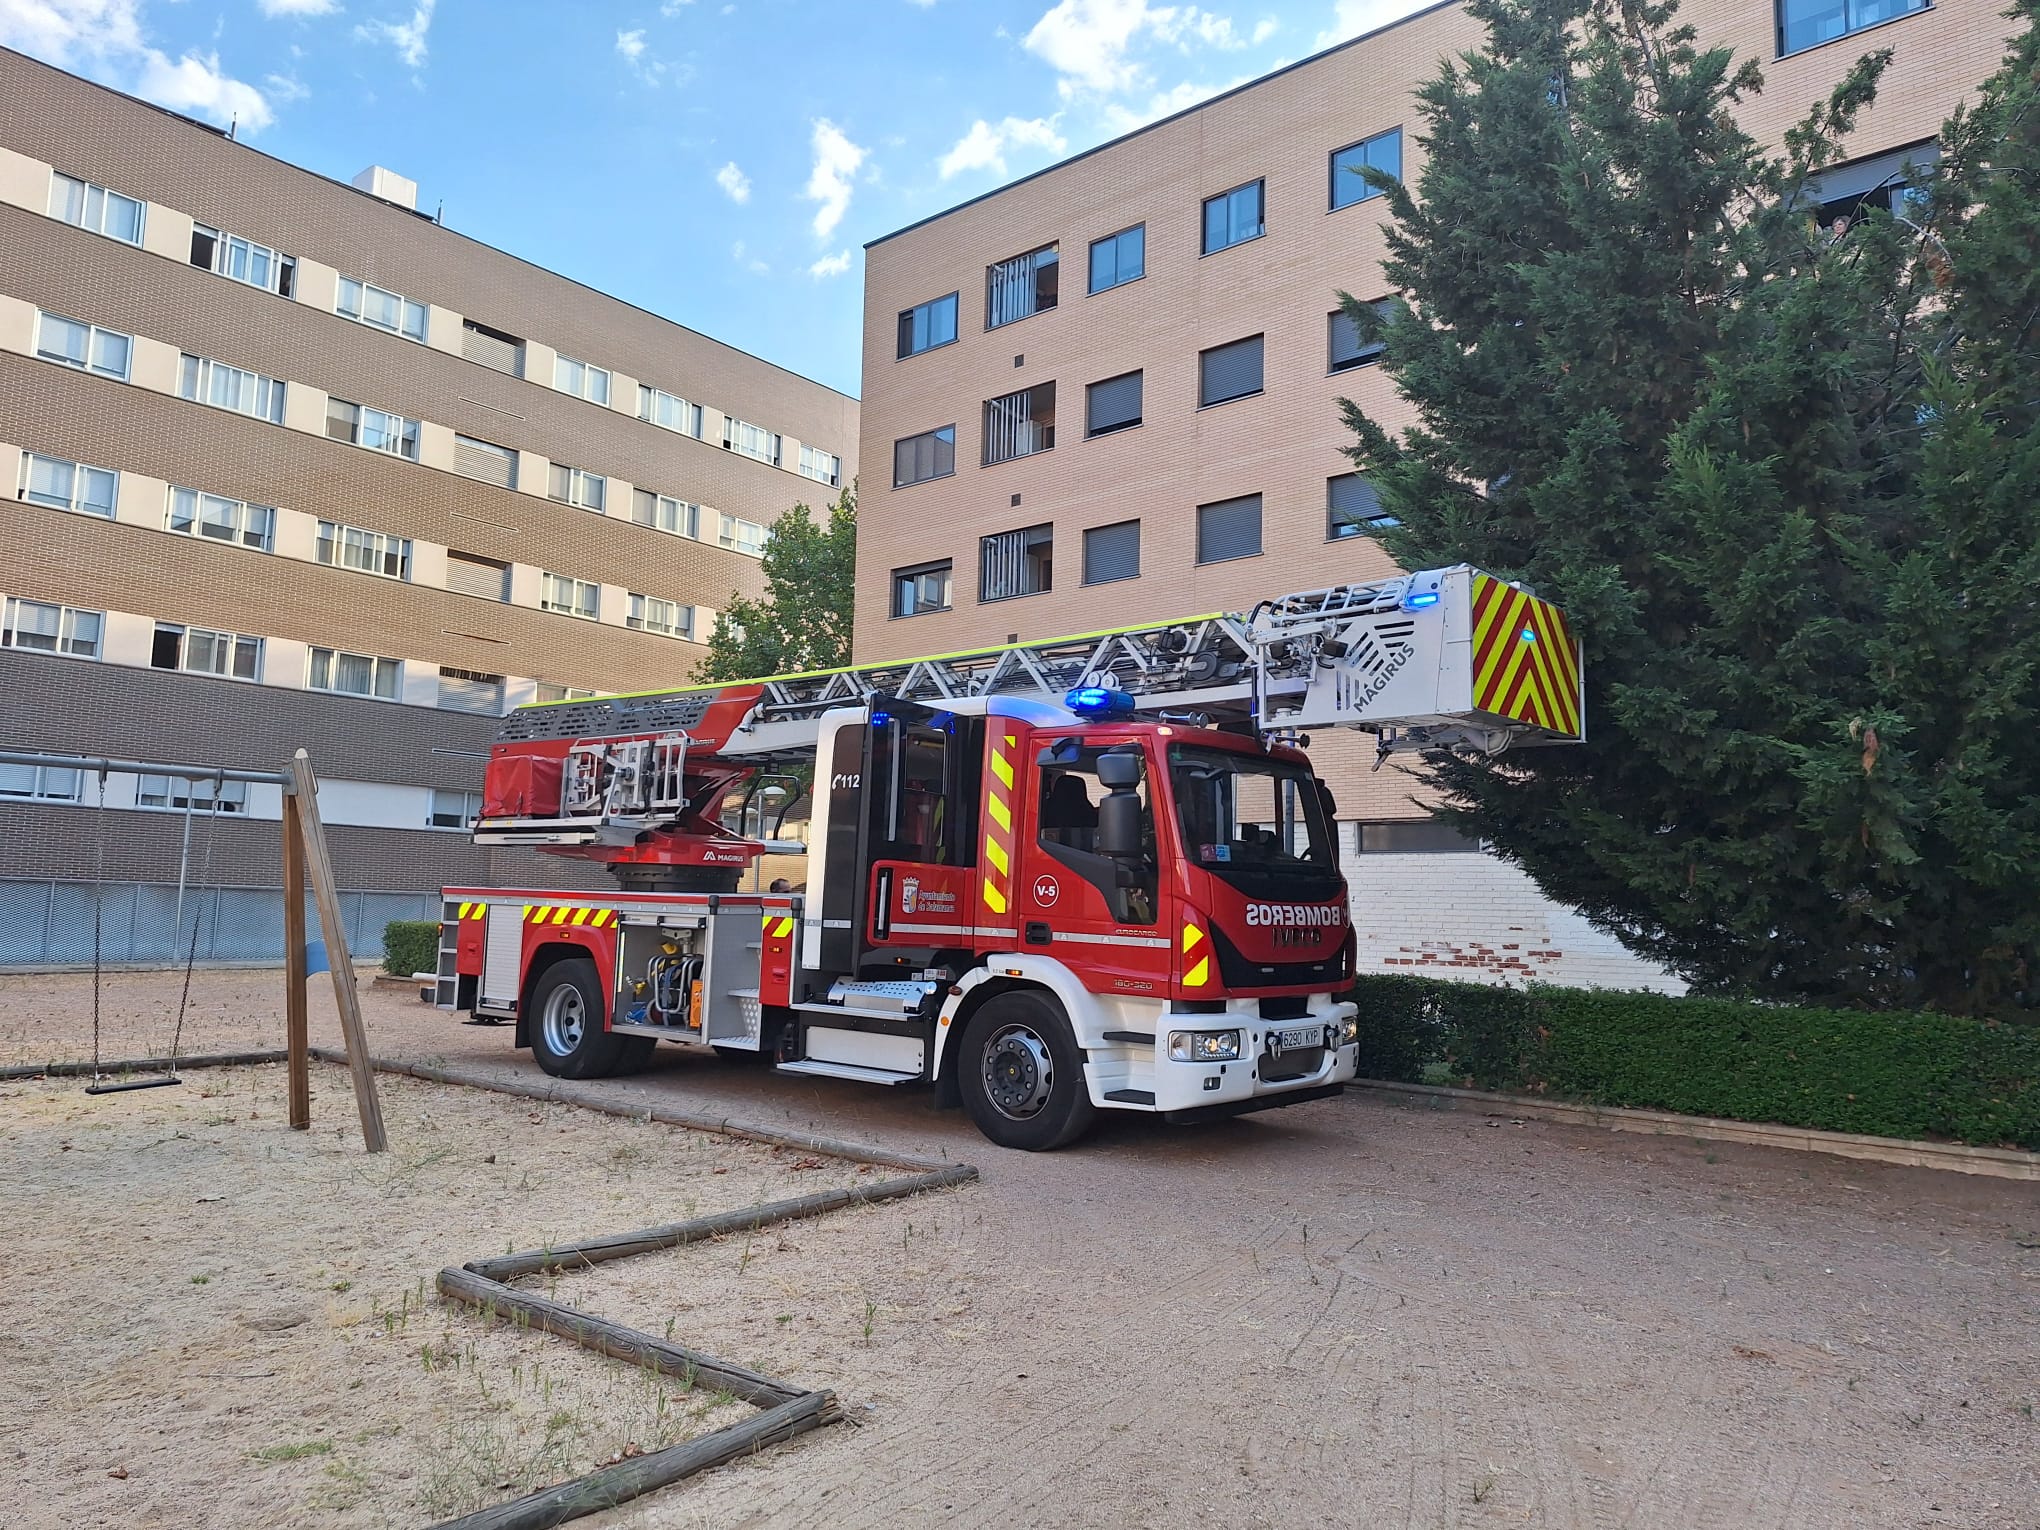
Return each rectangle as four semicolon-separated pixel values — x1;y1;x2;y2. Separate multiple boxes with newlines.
610;1022;699;1039
774;1059;919;1086
791;1001;927;1024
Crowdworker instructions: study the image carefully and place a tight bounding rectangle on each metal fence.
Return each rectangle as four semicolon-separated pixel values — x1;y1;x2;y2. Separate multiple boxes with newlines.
0;877;438;968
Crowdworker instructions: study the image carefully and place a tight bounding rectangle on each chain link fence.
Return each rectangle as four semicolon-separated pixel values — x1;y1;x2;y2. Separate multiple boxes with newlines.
0;878;437;969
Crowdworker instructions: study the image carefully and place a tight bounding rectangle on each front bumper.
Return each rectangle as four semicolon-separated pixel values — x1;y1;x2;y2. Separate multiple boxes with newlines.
1088;995;1359;1114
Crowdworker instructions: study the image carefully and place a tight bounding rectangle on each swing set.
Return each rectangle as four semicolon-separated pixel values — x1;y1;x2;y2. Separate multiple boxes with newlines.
0;745;387;1152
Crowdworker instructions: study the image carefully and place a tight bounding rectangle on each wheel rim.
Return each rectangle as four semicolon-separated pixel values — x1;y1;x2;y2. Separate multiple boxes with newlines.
981;1022;1054;1121
541;984;586;1055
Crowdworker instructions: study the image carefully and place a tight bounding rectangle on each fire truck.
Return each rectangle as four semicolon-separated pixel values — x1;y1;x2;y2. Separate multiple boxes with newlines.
436;565;1583;1150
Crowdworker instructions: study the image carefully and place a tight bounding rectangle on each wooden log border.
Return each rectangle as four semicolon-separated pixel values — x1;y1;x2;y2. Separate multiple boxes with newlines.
0;1048;289;1081
296;1049;979;1530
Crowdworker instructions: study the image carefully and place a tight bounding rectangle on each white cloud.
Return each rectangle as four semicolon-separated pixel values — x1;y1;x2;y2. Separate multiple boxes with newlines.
356;0;433;70
659;0;693;11
0;0;283;132
615;26;645;59
1252;15;1277;42
714;160;751;203
1315;0;1423;48
731;238;768;274
1023;0;1253;98
937;114;1065;180
803;117;866;240
256;0;338;16
264;71;309;104
808;249;853;278
1100;72;1252;133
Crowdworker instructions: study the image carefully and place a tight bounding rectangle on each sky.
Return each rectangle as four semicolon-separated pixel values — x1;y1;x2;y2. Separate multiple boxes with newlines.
0;0;1430;397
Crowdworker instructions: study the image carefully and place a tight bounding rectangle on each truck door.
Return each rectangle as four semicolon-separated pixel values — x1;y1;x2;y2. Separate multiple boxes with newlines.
1021;737;1172;995
862;714;982;964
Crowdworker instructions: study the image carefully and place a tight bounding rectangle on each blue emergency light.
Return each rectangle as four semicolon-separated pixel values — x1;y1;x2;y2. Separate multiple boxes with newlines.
1404;590;1441;610
1066;686;1137;718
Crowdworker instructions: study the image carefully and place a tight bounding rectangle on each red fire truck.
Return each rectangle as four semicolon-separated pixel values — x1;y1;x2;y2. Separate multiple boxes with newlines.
437;566;1582;1150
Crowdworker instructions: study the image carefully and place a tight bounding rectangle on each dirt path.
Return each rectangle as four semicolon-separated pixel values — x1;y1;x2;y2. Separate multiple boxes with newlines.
1;971;2035;1529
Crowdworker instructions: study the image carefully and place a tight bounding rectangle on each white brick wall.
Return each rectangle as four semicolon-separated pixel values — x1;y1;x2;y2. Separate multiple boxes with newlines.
1348;848;1684;992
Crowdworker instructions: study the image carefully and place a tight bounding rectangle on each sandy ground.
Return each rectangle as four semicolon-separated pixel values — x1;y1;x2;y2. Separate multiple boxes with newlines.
2;970;2037;1530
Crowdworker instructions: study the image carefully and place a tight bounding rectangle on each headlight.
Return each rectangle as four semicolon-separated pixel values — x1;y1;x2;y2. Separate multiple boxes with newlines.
1338;1015;1359;1046
1168;1028;1241;1062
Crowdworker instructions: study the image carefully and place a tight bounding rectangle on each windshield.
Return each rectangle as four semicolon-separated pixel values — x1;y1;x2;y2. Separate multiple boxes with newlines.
1166;744;1339;896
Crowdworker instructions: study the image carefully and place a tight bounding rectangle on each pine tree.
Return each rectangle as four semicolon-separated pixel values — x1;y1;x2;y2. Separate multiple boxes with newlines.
694;485;857;683
1341;0;2038;1011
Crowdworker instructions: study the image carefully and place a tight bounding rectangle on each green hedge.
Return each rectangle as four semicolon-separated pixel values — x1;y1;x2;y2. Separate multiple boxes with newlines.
381;920;440;979
1348;974;2040;1151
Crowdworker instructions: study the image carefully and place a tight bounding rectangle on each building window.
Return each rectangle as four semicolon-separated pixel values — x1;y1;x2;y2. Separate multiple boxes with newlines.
36;312;131;381
1330;302;1392;373
461;317;525;376
638;386;704;438
548;463;607;512
718;513;767;556
540;572;599;620
1088;224;1145;294
316;520;413;580
0;761;81;802
135;775;250;815
192;226;296;297
326;399;420;460
1805;142;1940;227
428;788;484;829
1196;494;1262;564
1199;335;1264;407
1085;371;1143;438
1330;130;1402;211
632;488;698;537
20;453;116;518
1202;180;1264;254
1778;0;1927;53
178;355;285;423
309;646;400;699
627;593;693;639
1357;820;1481;853
151;622;261;680
453;433;517;489
446;551;511;601
47;172;142;244
438;667;506;715
722;417;782;466
554;355;611;406
892;560;951;617
980;523;1052;602
797;445;841;487
167;487;275;551
1329;475;1395;539
987;244;1058;329
983;382;1056;466
1082;520;1139;585
898;292;960;357
533;681;598;704
893;425;956;487
335;276;426;340
3;597;102;658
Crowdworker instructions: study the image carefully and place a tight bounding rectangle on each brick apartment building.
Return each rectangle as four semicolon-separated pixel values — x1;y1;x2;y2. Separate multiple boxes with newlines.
856;0;2009;987
0;47;857;961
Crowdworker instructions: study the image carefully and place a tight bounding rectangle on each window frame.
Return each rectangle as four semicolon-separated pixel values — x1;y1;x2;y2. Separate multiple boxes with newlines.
1195;493;1264;565
978;522;1054;603
983;381;1057;467
0;760;82;803
891;559;953;618
193;224;297;298
1087;224;1146;295
1084;370;1144;439
892;424;958;488
548;464;608;513
135;774;250;815
985;244;1060;330
36;312;132;381
428;787;486;830
1327;474;1396;540
315;519;413;581
326;398;421;461
307;646;401;700
47;172;144;245
20;452;117;518
335;275;427;341
718;513;767;557
1201;179;1266;256
897;292;961;358
1328;129;1403;212
166;486;276;551
796;444;842;487
1329;300;1392;374
178;354;286;423
2;597;103;658
553;354;613;406
436;666;507;716
1776;0;1930;56
632;487;698;537
540;572;601;621
722;417;783;467
626;593;694;639
151;621;262;681
637;385;704;438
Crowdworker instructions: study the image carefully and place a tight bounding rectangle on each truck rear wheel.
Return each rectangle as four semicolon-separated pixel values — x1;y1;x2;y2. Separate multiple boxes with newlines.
529;957;649;1079
958;991;1095;1151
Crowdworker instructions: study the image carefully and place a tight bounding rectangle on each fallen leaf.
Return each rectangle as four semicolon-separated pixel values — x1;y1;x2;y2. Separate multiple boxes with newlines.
1732;1345;1774;1362
107;1468;128;1480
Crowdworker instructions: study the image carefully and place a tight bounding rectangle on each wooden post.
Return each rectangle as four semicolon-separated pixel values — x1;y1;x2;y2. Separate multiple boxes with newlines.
286;750;388;1153
282;791;311;1131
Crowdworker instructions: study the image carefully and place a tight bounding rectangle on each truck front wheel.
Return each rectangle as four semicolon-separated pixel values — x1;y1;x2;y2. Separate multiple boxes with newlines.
529;957;648;1079
958;991;1095;1151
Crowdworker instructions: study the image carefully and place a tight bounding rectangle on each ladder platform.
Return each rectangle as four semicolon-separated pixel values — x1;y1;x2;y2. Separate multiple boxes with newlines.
774;1058;919;1086
610;1021;700;1039
792;1001;926;1024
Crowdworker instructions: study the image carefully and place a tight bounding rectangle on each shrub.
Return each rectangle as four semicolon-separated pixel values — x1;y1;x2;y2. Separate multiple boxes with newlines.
381;920;440;978
1347;975;2040;1151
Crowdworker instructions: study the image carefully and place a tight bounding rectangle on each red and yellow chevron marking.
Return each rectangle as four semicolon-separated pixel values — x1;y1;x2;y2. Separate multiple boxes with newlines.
1470;574;1583;738
767;915;795;939
1181;919;1210;988
455;902;487;921
981;733;1017;917
523;905;618;928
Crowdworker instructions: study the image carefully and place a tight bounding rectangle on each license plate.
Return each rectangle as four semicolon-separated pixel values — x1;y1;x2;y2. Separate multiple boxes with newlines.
1273;1025;1318;1053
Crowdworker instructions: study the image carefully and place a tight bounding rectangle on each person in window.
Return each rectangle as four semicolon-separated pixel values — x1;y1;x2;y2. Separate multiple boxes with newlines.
1040;772;1098;850
768;878;791;893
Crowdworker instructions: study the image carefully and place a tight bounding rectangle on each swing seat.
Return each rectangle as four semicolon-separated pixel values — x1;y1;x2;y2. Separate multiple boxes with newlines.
85;1076;184;1095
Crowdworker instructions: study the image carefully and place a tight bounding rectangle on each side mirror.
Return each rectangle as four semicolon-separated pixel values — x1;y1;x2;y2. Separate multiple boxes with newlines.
1096;751;1143;789
1097;793;1142;859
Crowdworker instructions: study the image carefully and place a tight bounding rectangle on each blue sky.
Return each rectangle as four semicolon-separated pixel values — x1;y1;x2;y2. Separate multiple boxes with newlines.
0;0;1424;395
